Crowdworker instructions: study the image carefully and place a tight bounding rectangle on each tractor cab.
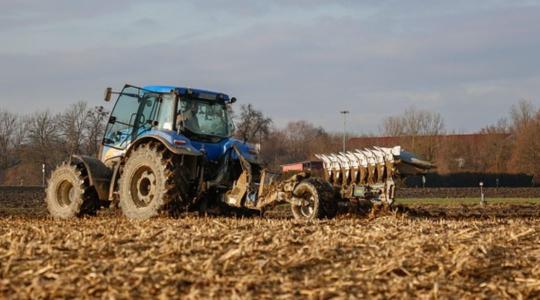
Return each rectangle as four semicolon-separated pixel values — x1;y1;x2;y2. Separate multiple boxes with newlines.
101;84;240;162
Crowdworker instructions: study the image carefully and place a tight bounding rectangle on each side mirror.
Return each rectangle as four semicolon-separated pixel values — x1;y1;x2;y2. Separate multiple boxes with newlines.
104;87;112;102
230;97;237;104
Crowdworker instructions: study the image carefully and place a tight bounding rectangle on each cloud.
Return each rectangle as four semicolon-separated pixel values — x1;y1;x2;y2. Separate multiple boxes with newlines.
0;1;540;134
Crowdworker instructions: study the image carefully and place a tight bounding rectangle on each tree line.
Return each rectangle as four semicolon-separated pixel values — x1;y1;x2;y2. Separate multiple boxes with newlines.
0;99;538;185
377;100;539;181
0;102;108;185
238;100;540;183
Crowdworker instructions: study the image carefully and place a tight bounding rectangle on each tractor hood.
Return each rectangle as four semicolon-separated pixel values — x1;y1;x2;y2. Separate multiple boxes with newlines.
191;137;258;162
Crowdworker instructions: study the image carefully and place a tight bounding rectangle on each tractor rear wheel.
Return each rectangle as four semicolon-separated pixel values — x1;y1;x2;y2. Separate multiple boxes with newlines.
291;178;337;220
119;143;187;220
45;162;99;218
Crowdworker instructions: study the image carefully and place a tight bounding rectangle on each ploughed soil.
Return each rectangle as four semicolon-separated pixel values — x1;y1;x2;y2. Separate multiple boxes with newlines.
265;201;540;220
0;199;540;299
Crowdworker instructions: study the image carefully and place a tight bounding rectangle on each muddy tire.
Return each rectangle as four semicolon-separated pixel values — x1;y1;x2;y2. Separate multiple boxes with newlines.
119;143;186;220
45;163;99;218
291;178;337;220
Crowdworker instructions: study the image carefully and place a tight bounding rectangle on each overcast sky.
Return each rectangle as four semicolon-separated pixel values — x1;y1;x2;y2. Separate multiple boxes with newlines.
1;1;539;134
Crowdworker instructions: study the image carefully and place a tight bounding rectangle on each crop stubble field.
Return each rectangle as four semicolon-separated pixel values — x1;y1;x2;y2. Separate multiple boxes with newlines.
0;198;540;298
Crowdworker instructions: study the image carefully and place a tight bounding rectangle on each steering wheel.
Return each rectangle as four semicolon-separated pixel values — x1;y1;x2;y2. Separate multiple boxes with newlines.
139;114;146;125
114;130;125;142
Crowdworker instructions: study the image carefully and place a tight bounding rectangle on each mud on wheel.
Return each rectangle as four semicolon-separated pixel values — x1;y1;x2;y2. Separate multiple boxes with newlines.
119;142;189;220
45;162;99;218
291;178;338;220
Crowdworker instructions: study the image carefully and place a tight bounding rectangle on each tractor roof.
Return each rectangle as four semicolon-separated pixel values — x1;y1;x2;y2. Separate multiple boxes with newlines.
143;85;231;102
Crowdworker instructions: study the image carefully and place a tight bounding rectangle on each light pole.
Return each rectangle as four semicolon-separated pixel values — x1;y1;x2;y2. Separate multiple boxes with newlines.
340;110;349;152
42;163;46;187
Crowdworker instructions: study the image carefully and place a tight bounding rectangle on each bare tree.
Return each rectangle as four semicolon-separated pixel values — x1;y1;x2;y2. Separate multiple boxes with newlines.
510;99;535;132
511;111;540;179
0;111;28;185
475;119;512;173
85;106;109;156
27;110;62;167
480;117;510;134
235;104;272;143
380;116;404;136
12;116;27;150
260;120;337;168
0;110;18;168
283;121;331;162
59;101;89;155
380;107;445;137
403;107;445;136
380;107;445;161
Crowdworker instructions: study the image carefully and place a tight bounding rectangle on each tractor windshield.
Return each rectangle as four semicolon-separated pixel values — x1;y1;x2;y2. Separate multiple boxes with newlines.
103;86;171;149
176;98;233;138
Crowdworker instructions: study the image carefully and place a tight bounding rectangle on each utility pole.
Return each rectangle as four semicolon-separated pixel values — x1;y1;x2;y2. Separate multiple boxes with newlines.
340;110;349;152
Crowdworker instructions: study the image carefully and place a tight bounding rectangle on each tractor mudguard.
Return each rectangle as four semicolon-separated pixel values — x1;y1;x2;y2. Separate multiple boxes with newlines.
70;155;112;201
127;134;202;157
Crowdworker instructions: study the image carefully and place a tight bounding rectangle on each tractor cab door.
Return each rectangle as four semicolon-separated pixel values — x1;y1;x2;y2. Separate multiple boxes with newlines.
102;85;162;151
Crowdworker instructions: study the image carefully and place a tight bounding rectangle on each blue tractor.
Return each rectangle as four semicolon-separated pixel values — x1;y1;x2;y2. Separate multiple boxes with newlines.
45;84;336;220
